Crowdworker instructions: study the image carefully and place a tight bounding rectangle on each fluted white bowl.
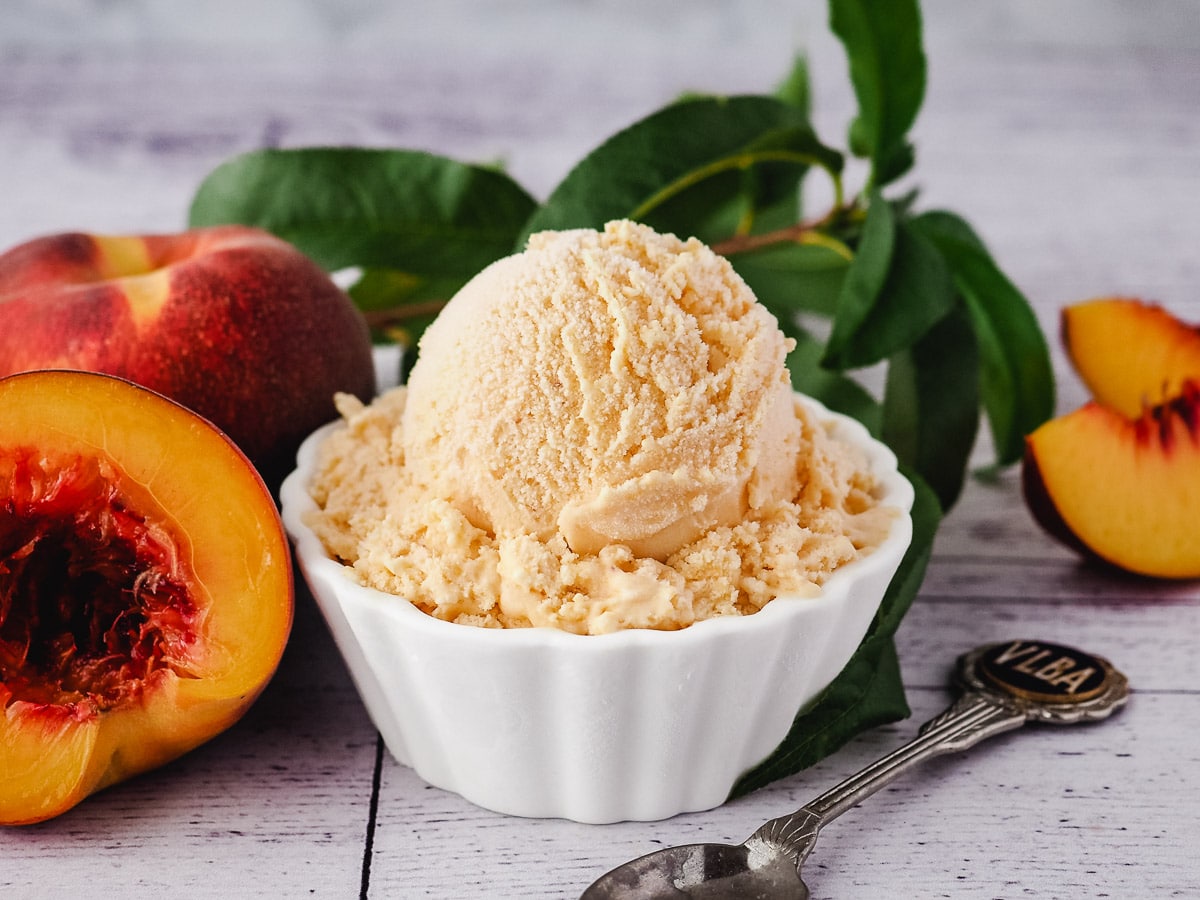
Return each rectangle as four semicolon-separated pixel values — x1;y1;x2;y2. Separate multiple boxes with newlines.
279;396;913;824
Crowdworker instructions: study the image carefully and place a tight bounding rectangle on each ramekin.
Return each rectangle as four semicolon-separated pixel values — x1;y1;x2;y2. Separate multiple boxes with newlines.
279;397;913;824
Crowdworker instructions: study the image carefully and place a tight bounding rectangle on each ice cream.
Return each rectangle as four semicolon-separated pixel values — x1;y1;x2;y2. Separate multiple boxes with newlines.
405;219;803;559
307;220;892;634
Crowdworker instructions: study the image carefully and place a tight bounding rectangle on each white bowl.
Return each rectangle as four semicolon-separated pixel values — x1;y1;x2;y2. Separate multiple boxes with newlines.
279;397;914;824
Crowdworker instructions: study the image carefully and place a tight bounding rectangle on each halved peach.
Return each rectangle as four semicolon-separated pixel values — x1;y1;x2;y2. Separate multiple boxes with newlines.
1023;382;1200;578
0;370;293;824
1063;297;1200;418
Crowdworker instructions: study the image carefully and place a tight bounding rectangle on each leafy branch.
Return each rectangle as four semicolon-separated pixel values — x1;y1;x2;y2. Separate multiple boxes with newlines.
188;0;1056;796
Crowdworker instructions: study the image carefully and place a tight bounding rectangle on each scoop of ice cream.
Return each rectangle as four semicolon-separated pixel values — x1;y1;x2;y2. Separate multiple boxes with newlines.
308;221;891;633
401;219;802;561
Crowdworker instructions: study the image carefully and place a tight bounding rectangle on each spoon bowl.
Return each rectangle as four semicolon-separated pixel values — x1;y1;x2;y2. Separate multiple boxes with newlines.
581;840;809;900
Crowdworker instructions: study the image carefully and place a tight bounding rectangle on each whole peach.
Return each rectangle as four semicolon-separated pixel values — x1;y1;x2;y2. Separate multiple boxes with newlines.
0;225;376;486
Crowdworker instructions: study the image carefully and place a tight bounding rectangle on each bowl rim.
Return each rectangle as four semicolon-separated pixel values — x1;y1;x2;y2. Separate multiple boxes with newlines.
279;392;915;651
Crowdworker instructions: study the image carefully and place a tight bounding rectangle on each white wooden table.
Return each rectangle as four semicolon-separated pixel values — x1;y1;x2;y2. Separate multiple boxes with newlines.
2;1;1198;896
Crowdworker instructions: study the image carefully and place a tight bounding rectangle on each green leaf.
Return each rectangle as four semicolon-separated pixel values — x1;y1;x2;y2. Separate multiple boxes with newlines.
781;319;883;434
824;201;957;370
637;162;801;248
189;147;537;277
822;189;894;361
772;53;815;224
747;164;807;234
730;466;940;799
348;267;463;354
883;305;980;510
731;239;851;318
775;52;812;115
346;269;464;313
910;210;1055;466
829;0;926;187
518;95;843;244
874;141;917;188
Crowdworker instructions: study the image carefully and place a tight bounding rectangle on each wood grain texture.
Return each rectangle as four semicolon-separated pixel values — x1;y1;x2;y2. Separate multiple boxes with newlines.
1;1;1198;897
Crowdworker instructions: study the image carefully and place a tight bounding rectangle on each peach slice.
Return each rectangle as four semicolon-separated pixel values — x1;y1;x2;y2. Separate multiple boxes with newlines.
1022;382;1200;578
1063;297;1200;418
0;370;293;824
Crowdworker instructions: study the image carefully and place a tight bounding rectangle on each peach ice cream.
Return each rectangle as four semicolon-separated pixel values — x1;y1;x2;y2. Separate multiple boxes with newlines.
306;220;891;634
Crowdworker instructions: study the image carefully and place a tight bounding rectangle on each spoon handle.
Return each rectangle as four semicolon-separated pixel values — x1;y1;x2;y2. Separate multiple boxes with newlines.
748;692;1026;865
814;692;1027;822
748;639;1130;868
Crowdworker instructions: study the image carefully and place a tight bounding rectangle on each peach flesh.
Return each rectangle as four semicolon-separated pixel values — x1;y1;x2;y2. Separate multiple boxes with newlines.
1023;383;1200;578
0;369;293;825
0;447;198;712
1063;297;1200;418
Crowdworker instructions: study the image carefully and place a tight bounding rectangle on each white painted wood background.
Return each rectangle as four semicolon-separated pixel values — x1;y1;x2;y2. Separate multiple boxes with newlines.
2;1;1198;896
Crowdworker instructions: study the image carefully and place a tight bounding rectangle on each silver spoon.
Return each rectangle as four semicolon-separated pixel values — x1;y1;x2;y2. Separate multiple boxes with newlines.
581;639;1129;899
